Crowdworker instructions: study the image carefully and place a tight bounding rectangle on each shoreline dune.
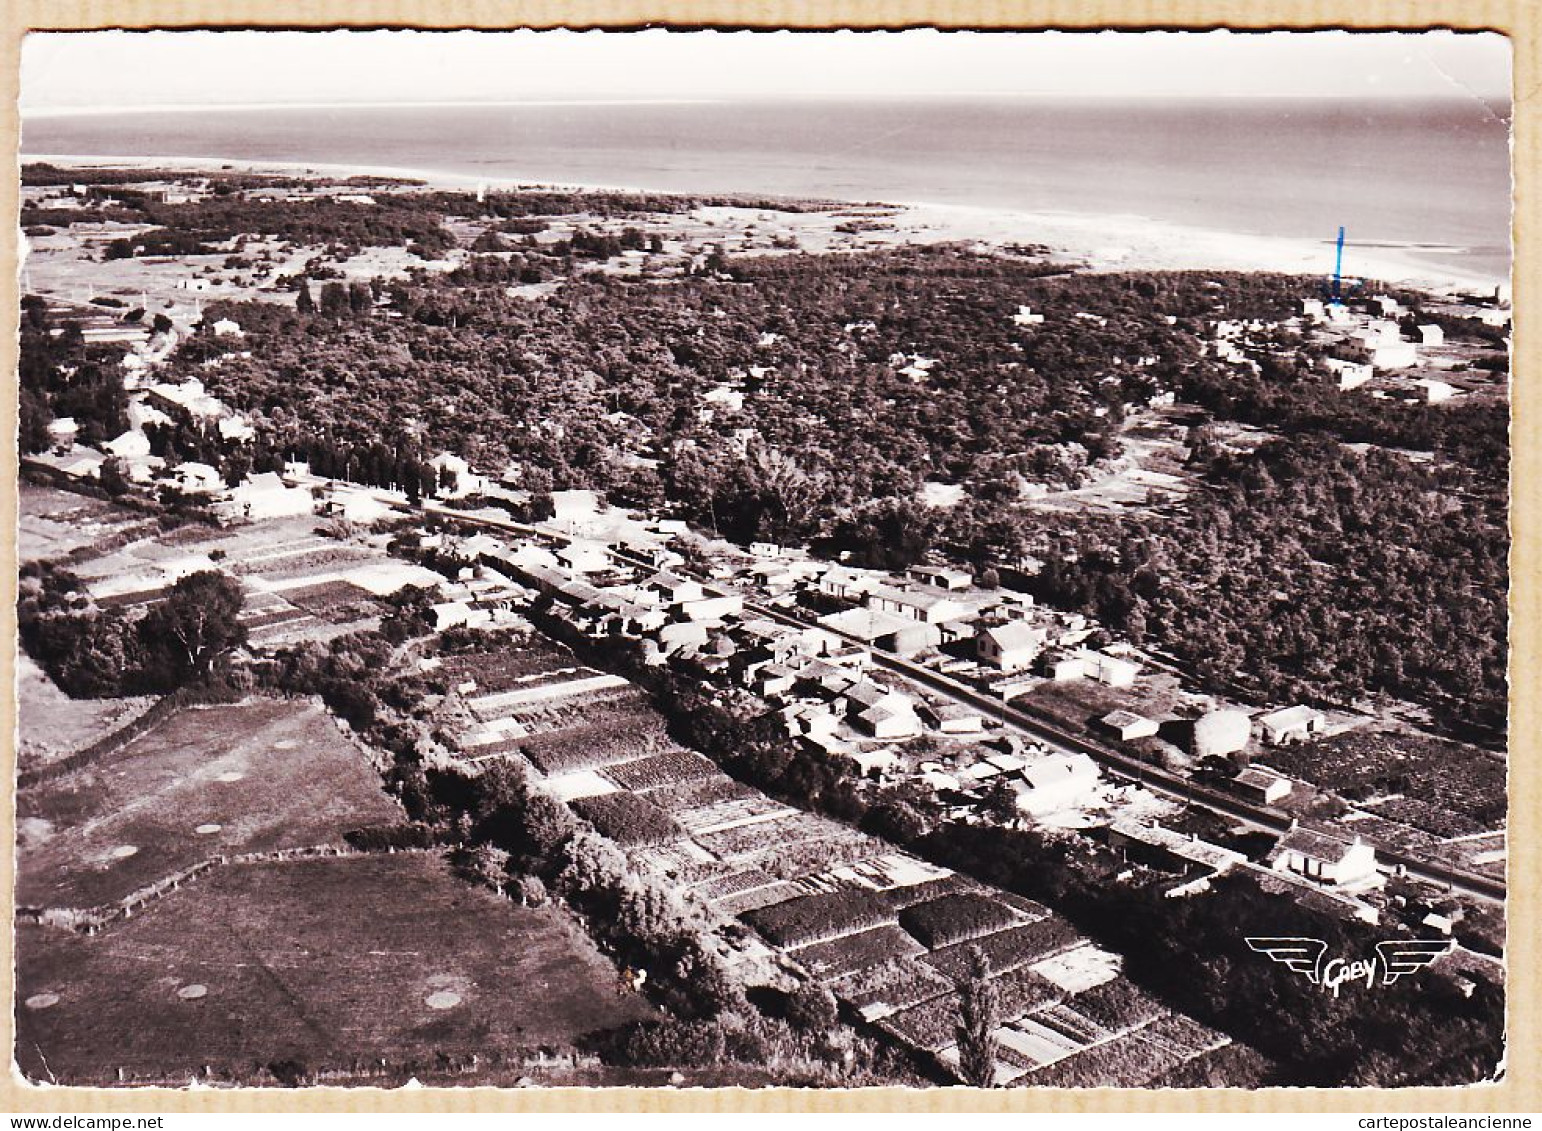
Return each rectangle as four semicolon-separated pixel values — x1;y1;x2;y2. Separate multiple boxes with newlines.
22;152;1507;294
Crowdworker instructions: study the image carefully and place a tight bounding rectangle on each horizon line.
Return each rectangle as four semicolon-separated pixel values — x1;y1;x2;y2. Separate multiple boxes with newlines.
21;89;1513;117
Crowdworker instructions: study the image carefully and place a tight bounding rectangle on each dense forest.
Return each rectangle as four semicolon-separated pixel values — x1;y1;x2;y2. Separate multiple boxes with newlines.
1036;437;1508;736
174;252;1319;530
146;246;1505;730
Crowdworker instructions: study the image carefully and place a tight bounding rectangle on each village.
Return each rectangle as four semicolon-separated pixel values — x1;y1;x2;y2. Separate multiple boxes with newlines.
15;165;1510;1091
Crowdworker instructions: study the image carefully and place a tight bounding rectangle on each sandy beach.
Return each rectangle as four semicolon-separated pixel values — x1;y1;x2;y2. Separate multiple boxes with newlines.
23;152;1507;295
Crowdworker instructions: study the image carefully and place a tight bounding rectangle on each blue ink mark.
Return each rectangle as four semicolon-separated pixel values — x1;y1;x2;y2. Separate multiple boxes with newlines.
1332;225;1346;305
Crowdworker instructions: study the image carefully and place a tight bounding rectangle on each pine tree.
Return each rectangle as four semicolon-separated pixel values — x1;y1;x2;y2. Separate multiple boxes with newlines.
296;280;315;314
956;946;1000;1088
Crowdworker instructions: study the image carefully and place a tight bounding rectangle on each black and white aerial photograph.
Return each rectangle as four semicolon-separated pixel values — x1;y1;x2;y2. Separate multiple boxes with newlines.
11;27;1512;1093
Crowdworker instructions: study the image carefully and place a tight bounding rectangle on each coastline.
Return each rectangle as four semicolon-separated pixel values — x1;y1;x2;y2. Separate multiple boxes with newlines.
22;152;1507;295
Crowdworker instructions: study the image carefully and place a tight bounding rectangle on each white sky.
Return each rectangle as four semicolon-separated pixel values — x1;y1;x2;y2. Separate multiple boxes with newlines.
20;28;1511;112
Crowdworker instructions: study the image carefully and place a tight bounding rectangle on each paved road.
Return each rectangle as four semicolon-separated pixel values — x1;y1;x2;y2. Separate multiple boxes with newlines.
402;497;1505;904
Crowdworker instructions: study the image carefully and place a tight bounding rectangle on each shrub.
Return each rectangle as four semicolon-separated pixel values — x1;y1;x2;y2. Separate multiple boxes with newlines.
785;981;840;1032
743;889;893;948
898;892;1020;949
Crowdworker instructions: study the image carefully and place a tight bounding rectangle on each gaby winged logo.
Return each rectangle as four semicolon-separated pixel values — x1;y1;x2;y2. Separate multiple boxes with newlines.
1245;937;1451;998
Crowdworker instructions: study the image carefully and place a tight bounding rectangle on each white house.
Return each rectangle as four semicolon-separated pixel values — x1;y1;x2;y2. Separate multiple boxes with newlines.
46;417;78;451
1014;754;1100;819
865;584;970;624
906;564;974;591
677;594;744;623
211;318;244;338
170;461;222;495
847;747;900;778
1231;765;1294;805
1012;305;1045;326
1417;324;1445;347
1100;709;1159;742
429;452;483;498
855;704;923;740
1269;826;1382;890
646;571;705;606
919;701;985;735
430;600;479;630
1048;653;1092;682
1414;379;1458;404
222;471;315;520
1077;648;1140;688
656;620;711;656
551;489;601;524
1257;705;1328;745
557;541;611;575
1324;357;1374;391
1369;340;1418;370
977;622;1048;672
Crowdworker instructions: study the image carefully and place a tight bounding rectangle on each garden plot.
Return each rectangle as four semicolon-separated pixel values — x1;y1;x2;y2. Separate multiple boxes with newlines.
712;881;807;917
1018;1014;1225;1088
832;853;955;894
830;957;956;1019
1265;727;1506;839
80;547;221;602
1065;976;1166;1033
601;749;722;793
695;811;868;871
788;924;926;979
522;716;670;776
1030;943;1124;993
898;892;1026;950
570;793;686;847
468;671;629;716
876;966;1065;1054
542;769;618;803
629;840;720;882
231;540;375;578
271;579;382;623
14;852;653;1085
434;644;576;693
510;691;667;745
742;888;895;948
922;918;1084;981
16;697;401;911
770;833;891;882
874;873;982;911
673;795;800;837
933;1044;1032;1087
18;484;153;561
689;868;781;902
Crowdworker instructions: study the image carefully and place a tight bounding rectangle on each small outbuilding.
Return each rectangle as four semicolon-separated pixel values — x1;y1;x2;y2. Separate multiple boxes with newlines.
1099;710;1160;742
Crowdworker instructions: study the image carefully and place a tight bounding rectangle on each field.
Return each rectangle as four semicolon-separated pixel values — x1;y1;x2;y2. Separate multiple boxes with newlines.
14;852;654;1085
1265;727;1506;834
17;696;402;911
15;653;157;771
17;483;154;562
435;643;576;692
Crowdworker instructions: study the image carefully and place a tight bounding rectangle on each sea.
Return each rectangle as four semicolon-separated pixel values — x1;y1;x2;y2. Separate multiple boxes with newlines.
22;97;1513;283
